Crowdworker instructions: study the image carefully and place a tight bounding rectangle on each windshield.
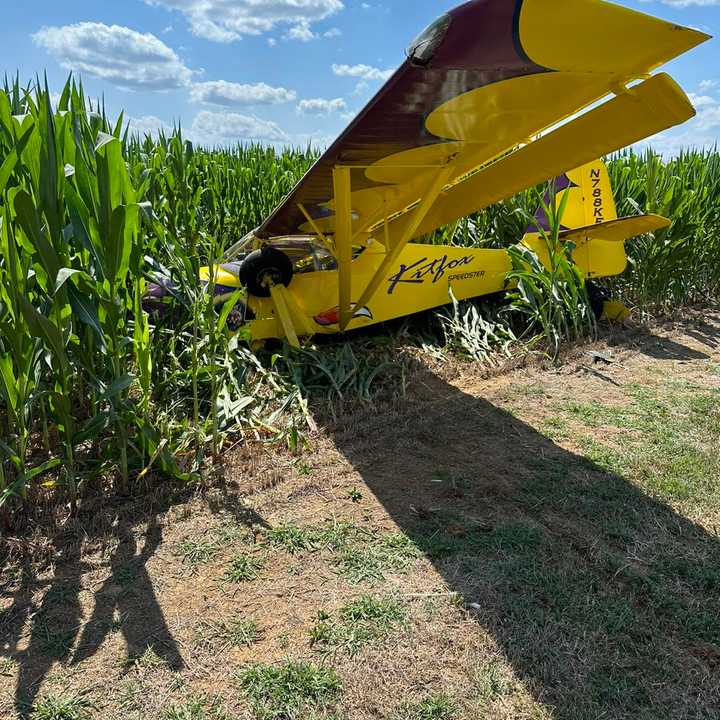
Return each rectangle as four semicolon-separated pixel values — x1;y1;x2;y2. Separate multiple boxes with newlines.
406;13;451;66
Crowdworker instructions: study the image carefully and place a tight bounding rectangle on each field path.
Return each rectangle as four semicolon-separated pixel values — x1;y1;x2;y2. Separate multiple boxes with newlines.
2;311;719;719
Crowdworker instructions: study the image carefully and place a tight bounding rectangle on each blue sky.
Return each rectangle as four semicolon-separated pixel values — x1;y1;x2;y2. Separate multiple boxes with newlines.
1;0;718;154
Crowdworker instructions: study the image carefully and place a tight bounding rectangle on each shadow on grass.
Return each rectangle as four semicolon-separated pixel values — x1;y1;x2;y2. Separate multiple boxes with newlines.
608;324;712;361
324;361;720;719
0;482;267;718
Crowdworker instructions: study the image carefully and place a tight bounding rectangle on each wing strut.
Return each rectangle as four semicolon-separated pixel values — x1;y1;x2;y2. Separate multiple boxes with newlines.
332;166;353;329
353;163;455;313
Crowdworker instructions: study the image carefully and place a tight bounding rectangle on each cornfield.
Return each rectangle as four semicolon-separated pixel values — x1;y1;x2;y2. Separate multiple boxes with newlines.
1;77;719;515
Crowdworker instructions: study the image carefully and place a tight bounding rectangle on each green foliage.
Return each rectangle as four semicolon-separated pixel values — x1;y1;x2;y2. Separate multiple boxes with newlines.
393;694;457;720
505;191;596;361
309;595;407;654
438;294;517;363
224;552;265;583
236;661;342;720
1;75;718;515
176;537;220;566
608;148;720;310
165;695;230;720
0;76;315;511
224;618;261;648
30;693;93;720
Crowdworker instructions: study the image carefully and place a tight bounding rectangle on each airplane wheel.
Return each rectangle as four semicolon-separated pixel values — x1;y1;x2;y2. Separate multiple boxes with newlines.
239;246;294;298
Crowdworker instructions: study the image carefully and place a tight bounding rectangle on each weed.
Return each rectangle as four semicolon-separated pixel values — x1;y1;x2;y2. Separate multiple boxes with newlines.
177;538;220;566
38;625;75;658
165;694;229;720
347;488;363;503
30;693;93;720
310;596;407;654
474;660;511;701
224;553;265;583
265;524;317;554
126;646;167;672
236;661;341;719
224;618;261;648
393;694;457;720
212;521;254;545
335;532;420;585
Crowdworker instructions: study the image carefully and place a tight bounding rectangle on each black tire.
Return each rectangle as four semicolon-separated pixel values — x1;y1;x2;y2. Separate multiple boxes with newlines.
239;246;294;298
586;281;610;320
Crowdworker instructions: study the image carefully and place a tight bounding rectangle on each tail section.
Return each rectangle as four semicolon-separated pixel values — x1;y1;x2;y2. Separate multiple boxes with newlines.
524;159;618;237
519;158;672;321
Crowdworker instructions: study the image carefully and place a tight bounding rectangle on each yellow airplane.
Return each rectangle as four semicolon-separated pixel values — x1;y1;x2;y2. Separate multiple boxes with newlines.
145;0;709;346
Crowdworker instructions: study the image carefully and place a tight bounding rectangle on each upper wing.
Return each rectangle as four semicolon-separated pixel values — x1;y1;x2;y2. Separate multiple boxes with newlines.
257;0;708;242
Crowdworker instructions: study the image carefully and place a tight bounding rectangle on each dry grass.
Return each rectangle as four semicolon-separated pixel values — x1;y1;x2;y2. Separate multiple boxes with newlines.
1;311;719;719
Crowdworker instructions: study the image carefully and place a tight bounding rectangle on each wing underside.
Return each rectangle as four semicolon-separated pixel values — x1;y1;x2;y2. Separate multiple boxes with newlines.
256;0;707;244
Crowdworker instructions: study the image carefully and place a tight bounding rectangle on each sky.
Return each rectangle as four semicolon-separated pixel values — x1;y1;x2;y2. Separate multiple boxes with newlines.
1;0;718;155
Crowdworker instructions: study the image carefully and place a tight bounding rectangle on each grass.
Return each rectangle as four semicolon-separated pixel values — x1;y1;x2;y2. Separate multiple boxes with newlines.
176;538;220;567
265;523;319;554
309;595;407;654
236;661;342;720
265;521;420;584
558;382;720;506
223;553;265;583
126;646;168;672
393;695;457;720
221;618;261;648
1;313;718;719
30;694;93;720
165;695;230;720
333;531;420;585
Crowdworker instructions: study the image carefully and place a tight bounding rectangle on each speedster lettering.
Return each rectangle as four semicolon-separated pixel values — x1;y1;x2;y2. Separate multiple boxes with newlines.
387;255;474;295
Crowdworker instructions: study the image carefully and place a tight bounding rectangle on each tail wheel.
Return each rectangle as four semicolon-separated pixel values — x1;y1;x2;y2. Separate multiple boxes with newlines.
586;281;610;320
239;246;294;298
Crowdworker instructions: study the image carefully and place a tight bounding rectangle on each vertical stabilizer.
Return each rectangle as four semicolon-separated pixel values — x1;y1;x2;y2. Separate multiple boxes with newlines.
526;159;618;236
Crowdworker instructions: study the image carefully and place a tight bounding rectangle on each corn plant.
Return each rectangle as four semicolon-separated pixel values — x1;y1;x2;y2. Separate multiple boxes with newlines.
607;147;720;311
505;188;597;361
1;72;718;518
437;292;517;363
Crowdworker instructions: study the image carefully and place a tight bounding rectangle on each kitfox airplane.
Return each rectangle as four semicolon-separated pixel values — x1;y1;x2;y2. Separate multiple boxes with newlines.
147;0;709;347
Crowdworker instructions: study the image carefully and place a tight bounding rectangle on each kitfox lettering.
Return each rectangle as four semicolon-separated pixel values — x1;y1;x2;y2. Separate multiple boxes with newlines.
387;255;475;295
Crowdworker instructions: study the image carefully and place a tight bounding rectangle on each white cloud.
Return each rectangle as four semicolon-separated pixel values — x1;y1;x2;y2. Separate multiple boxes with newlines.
191;110;288;143
688;92;718;108
332;63;394;82
297;97;346;115
128;115;175;137
323;27;342;38
285;20;317;42
191;80;296;106
699;79;719;91
32;23;194;90
654;0;720;6
294;131;336;149
636;92;720;156
144;0;343;42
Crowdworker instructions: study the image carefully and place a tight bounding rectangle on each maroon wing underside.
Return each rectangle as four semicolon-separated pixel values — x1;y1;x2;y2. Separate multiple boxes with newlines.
256;0;548;239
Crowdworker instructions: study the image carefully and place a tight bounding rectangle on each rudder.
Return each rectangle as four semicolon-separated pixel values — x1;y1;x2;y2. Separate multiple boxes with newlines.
526;159;618;235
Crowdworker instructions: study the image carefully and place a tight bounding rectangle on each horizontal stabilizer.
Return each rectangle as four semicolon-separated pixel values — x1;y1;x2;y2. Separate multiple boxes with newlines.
560;214;671;244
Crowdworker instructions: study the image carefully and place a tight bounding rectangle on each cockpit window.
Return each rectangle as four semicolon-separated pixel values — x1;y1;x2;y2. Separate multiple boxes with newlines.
406;14;451;66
